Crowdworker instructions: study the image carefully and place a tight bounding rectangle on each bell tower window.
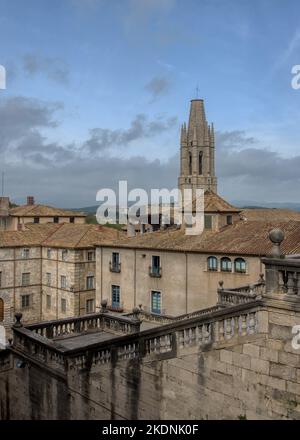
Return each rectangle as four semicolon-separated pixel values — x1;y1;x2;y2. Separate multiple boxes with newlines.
199;152;203;175
189;152;192;175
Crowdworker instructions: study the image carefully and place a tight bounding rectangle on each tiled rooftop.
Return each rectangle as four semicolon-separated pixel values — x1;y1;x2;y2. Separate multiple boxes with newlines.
0;223;123;249
9;204;86;218
240;208;300;222
106;220;300;256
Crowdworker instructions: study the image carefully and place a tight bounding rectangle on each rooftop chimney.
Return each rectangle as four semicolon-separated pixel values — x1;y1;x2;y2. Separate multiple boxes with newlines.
27;196;35;206
0;197;9;217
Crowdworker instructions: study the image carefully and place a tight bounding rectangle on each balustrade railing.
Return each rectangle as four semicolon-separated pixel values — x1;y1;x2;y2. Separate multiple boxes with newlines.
25;312;140;339
12;301;262;373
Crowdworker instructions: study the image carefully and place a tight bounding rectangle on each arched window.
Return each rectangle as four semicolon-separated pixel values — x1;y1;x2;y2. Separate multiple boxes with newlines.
234;258;246;273
199;152;203;175
221;257;232;272
189;152;192;175
0;299;3;322
207;256;218;271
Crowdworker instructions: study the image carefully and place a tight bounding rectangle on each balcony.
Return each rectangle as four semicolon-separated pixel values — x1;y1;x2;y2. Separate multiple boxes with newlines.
149;266;162;278
109;262;121;273
106;302;124;313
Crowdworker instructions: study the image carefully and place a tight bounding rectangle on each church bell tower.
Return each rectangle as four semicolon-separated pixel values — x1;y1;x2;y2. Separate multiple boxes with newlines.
178;99;217;197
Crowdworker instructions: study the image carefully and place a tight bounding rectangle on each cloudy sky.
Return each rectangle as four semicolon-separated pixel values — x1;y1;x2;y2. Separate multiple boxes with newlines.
1;0;300;207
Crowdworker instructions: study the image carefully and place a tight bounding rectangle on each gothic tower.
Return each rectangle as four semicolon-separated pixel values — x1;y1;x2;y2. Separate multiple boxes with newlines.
178;99;217;197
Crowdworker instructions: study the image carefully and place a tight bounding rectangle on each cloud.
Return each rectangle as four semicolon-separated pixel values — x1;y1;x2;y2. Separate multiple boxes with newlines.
23;54;70;85
216;130;300;202
0;96;61;148
216;130;256;151
144;76;171;101
83;113;177;153
2;96;300;206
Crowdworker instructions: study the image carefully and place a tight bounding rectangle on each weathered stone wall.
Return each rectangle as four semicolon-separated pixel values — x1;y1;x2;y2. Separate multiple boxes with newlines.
0;246;96;329
1;302;300;420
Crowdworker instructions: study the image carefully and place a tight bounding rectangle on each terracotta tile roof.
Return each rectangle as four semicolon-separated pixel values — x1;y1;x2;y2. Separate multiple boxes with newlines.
0;224;59;248
190;191;241;213
109;220;300;256
0;224;123;249
41;224;123;249
9;204;86;218
240;208;300;222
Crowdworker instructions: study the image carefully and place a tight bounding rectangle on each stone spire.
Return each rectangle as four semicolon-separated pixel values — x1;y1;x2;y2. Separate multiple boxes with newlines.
178;98;218;197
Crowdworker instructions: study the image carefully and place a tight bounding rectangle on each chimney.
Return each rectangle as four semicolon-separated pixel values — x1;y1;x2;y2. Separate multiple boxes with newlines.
127;223;136;238
27;196;35;206
0;197;9;217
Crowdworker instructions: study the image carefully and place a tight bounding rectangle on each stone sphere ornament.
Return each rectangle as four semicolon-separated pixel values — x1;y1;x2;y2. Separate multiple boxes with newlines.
268;228;285;258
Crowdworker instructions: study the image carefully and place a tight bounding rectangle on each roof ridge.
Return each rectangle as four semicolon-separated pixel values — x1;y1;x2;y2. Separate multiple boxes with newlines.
40;223;65;245
74;224;93;247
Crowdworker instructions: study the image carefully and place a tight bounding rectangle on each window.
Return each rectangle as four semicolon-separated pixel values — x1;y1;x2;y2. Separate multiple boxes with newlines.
207;256;218;271
0;298;3;322
21;248;30;259
204;215;212;230
47;248;52;259
221;257;232;272
53;216;59;223
86;299;95;313
21;295;30;308
87;251;95;261
151;291;162;315
111;252;120;272
62;249;68;261
188;152;192;175
150;255;161;276
227;215;233;225
86;276;94;289
34;217;39;224
112;285;120;308
61;298;67;313
70;217;75;223
0;272;2;287
234;258;246;273
46;295;51;309
199;152;203;175
22;272;30;286
60;275;67;289
46;273;51;286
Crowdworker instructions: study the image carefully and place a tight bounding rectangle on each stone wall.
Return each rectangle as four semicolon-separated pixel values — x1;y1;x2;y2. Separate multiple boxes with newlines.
0;246;96;330
2;298;300;420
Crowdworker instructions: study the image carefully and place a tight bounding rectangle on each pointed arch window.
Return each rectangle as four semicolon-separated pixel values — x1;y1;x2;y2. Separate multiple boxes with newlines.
199;152;203;175
189;152;192;175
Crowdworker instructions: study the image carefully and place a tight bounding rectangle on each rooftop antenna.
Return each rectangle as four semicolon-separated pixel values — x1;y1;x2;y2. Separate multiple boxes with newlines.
1;171;4;196
195;84;200;99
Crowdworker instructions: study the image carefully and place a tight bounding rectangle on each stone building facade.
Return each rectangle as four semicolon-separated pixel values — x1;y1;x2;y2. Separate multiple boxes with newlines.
0;196;86;231
0;224;122;331
95;220;300;316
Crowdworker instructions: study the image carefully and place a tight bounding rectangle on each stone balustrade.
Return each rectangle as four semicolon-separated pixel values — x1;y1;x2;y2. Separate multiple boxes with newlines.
25;312;141;339
11;300;263;373
125;305;221;325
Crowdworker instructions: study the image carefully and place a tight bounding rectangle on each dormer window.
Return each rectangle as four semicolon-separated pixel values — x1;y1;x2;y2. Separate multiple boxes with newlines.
227;215;233;225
